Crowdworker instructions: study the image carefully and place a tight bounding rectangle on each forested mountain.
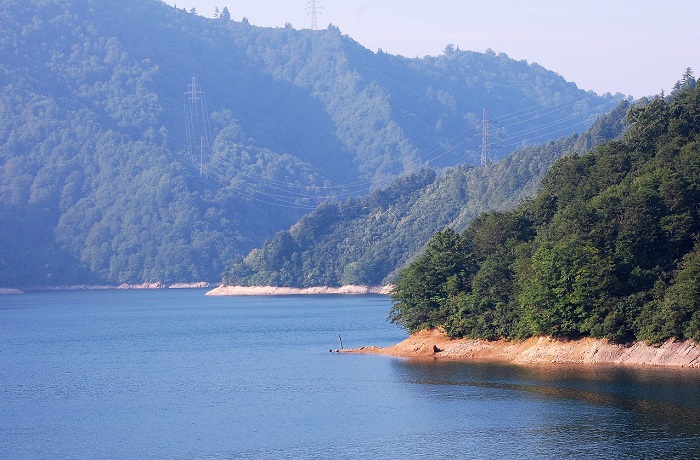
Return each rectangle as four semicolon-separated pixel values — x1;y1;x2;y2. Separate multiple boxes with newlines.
223;101;630;288
390;76;700;344
0;0;621;286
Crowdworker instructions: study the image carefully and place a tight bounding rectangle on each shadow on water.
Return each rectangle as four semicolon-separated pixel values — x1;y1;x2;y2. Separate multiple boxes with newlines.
391;359;700;438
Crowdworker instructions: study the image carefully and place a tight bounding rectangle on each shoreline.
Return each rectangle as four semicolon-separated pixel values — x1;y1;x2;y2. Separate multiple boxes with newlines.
0;282;213;294
205;284;393;296
347;329;700;368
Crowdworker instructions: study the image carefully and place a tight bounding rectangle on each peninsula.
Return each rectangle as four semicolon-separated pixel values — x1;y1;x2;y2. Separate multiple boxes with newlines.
350;329;700;368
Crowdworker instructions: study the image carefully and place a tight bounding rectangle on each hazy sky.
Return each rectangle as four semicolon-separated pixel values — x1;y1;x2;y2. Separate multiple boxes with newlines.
164;0;699;99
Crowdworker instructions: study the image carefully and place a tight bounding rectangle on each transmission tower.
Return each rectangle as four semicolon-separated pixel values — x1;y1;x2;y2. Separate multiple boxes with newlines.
307;0;322;30
480;107;493;166
183;77;214;176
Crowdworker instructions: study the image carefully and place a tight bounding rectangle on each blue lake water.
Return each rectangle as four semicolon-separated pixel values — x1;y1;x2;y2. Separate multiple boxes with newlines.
1;289;700;459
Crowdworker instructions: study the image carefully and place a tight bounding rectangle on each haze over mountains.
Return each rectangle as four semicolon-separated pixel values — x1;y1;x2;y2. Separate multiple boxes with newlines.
0;0;622;286
224;102;631;288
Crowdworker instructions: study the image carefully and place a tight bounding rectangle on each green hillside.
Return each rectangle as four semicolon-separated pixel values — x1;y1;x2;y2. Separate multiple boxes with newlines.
0;0;621;286
390;75;700;344
223;101;630;288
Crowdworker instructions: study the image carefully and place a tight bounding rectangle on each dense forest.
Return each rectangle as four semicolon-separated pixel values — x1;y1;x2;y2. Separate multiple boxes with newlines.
389;74;700;344
0;0;621;286
223;101;630;287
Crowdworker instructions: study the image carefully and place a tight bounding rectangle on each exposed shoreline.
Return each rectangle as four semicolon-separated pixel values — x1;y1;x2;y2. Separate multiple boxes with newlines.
0;282;213;293
347;329;700;368
205;285;393;296
2;283;392;295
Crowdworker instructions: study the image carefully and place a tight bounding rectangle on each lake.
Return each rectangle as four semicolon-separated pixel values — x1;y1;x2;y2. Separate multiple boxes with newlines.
1;289;700;459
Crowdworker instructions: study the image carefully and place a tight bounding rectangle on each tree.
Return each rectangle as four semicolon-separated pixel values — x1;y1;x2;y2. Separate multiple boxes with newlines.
220;7;231;21
662;244;700;342
389;229;475;332
681;67;696;90
445;250;517;340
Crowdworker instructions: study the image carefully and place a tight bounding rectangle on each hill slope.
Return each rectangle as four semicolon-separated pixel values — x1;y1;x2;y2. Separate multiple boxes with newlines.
389;77;700;345
223;101;630;287
0;0;621;286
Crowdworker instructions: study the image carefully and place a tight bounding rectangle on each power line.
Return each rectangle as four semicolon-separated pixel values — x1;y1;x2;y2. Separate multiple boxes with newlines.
183;76;214;176
183;78;616;208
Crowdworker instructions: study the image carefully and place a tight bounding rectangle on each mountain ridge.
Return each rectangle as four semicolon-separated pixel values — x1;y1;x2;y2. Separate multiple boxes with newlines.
0;0;622;286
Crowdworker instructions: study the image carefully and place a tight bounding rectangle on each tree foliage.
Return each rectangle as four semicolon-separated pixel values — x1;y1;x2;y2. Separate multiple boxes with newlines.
389;229;475;331
390;81;700;343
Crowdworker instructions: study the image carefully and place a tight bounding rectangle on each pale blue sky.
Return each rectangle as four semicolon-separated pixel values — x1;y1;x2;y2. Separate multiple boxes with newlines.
164;0;699;99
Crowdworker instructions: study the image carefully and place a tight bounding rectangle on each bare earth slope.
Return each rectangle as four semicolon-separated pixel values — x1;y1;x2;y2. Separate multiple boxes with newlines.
350;329;700;368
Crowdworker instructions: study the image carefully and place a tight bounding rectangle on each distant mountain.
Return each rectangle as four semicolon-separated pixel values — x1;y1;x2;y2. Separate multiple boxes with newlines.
223;102;631;288
0;0;622;286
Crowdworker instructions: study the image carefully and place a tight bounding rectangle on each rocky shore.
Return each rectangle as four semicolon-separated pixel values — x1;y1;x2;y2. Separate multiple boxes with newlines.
349;329;700;368
205;285;393;296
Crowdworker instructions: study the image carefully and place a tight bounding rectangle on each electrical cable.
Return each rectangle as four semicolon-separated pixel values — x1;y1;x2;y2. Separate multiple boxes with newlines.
183;80;618;208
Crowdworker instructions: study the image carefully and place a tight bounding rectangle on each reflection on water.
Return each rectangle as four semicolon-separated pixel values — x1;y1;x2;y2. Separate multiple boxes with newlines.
392;359;700;458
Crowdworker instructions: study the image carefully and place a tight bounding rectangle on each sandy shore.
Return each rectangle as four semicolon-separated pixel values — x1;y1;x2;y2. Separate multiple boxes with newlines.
348;329;700;368
205;285;393;296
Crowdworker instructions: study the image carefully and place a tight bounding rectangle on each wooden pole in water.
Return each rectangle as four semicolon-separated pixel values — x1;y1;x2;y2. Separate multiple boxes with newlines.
339;335;343;350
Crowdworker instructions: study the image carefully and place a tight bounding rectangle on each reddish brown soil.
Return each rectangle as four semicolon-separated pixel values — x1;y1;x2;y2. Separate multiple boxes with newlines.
348;329;700;367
